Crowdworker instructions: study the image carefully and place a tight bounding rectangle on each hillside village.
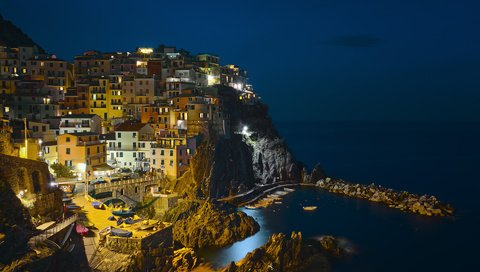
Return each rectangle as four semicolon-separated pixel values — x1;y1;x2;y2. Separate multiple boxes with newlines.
0;45;258;182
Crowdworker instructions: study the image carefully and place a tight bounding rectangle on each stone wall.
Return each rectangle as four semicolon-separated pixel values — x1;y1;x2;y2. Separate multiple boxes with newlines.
0;154;62;218
105;225;173;254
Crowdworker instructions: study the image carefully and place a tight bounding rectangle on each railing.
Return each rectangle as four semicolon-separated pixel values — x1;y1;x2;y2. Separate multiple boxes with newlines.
29;214;79;246
78;140;102;146
92;176;160;190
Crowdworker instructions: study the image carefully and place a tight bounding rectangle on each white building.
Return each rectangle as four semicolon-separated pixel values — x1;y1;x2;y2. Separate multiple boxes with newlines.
59;114;102;134
106;122;156;171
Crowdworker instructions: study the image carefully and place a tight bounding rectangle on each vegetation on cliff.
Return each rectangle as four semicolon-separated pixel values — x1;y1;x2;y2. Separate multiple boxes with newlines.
163;200;259;248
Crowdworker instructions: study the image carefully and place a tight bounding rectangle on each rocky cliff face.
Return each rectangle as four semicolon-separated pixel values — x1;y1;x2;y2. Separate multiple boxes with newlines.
0;178;33;266
223;232;331;272
163;200;259;248
173;86;302;199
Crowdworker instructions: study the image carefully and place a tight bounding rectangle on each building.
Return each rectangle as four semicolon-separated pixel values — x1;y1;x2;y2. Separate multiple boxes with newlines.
59;114;102;134
106;122;155;171
57;132;106;179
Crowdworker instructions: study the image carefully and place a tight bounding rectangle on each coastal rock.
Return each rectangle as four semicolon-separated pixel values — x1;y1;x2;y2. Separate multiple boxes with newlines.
222;232;330;272
319;236;343;256
164;201;259;248
318;178;454;216
309;164;327;183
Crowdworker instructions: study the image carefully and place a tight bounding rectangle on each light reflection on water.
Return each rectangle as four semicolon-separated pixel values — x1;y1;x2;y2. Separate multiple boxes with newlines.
197;208;272;268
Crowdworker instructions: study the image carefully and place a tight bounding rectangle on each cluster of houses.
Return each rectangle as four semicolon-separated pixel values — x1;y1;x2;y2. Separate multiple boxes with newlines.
0;45;258;181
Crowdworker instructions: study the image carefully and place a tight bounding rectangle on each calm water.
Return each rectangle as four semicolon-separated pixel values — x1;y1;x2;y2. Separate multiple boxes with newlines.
199;122;480;271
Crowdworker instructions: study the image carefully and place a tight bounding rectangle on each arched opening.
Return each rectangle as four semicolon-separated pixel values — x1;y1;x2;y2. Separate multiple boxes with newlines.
31;171;41;193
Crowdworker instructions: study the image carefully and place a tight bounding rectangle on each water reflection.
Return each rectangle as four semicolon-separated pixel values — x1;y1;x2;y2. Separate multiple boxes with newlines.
198;208;271;268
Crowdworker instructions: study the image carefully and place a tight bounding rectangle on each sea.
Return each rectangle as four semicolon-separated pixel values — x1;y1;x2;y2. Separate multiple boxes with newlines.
198;121;480;271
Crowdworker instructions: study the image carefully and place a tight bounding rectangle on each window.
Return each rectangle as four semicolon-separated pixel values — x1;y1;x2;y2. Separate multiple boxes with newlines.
66;148;70;154
133;132;136;138
133;142;136;149
118;142;122;148
66;137;71;142
160;150;164;156
97;146;100;152
153;159;156;164
133;152;136;158
119;152;123;157
117;132;121;138
87;148;90;155
170;150;174;156
65;160;72;167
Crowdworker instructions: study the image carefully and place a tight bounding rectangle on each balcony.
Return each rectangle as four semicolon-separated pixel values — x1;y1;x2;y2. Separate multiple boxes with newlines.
61;123;90;128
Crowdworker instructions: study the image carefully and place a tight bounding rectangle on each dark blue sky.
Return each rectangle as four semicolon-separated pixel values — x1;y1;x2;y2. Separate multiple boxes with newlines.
1;0;479;122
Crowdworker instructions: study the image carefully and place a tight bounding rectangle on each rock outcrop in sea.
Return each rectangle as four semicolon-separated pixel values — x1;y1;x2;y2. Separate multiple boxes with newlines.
222;232;336;272
163;200;260;248
317;178;454;216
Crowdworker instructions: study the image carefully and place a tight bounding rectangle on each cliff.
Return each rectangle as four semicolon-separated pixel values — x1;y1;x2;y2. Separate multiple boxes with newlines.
163;200;259;248
173;86;302;199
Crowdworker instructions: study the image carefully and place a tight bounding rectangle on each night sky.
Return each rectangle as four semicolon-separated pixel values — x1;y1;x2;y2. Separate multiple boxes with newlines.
1;0;479;122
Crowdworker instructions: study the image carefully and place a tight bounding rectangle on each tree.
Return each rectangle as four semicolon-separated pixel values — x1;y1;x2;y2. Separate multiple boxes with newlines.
50;163;76;178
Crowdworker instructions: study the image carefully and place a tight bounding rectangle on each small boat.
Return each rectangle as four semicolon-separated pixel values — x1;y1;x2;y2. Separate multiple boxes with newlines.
108;215;116;221
92;202;104;209
274;201;282;205
67;205;81;210
244;205;258;209
284;188;295;192
76;224;89;236
116;218;124;226
112;209;135;217
99;226;112;237
62;197;72;204
138;224;155;230
111;228;133;238
275;191;288;196
124;217;136;225
303;206;317;211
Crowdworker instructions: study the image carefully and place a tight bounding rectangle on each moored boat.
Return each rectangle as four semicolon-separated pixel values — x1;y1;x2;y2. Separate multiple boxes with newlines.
303;206;317;211
111;228;133;238
112;209;135;217
92;202;104;209
284;188;295;192
244;205;258;209
75;224;89;236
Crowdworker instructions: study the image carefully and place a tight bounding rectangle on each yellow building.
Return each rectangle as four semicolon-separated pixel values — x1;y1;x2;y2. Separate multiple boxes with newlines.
89;78;109;120
107;75;123;119
0;77;17;95
57;132;106;180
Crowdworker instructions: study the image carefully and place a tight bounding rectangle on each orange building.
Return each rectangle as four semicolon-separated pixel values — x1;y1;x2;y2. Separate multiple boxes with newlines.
57;132;106;179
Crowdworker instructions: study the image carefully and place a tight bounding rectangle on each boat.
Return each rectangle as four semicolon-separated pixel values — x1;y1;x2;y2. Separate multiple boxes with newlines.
92;202;104;209
112;209;135;217
244;205;258;209
275;191;289;196
274;201;282;204
303;206;317;211
111;228;133;238
138;224;155;230
62;197;72;204
124;217;136;224
99;226;112;237
116;218;124;226
75;224;89;236
66;205;81;210
284;188;295;192
108;215;116;221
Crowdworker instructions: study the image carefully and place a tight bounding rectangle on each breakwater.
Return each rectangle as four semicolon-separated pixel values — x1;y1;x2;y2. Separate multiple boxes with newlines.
317;178;454;216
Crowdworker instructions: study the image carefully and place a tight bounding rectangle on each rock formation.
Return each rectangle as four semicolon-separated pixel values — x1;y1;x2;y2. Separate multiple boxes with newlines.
318;178;454;216
164;200;259;248
173;86;302;199
222;232;332;272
